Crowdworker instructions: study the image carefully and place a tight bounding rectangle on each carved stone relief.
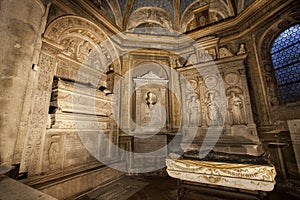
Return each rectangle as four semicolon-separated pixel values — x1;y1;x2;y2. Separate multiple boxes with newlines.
21;16;121;175
47;135;61;171
180;0;230;32
133;71;169;132
44;16;121;74
177;53;262;156
204;75;219;89
127;8;173;33
224;72;240;85
204;90;223;126
226;87;246;125
219;47;233;58
21;53;55;175
194;36;219;62
237;43;247;55
187;94;200;127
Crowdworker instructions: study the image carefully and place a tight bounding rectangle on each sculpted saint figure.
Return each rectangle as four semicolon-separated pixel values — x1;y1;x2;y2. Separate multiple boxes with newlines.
228;92;245;125
187;96;200;126
237;43;246;55
48;141;59;169
205;92;222;126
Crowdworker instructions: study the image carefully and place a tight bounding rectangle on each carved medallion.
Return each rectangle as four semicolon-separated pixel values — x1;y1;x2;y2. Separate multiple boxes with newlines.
204;76;218;88
225;73;240;85
187;79;198;91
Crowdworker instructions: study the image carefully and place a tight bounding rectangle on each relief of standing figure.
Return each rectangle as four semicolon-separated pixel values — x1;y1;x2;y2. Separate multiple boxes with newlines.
205;91;222;126
187;95;200;126
228;91;245;125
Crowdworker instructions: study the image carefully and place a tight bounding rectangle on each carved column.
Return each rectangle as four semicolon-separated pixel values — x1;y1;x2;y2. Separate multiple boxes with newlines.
120;54;131;131
0;0;49;165
180;78;188;128
239;68;255;126
135;89;142;131
160;88;167;130
198;76;208;128
21;51;56;175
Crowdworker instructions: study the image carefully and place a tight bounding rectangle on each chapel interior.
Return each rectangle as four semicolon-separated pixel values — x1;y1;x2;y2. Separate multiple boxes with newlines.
0;0;300;199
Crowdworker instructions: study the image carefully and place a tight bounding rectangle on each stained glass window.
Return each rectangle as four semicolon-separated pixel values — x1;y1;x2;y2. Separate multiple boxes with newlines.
271;24;300;104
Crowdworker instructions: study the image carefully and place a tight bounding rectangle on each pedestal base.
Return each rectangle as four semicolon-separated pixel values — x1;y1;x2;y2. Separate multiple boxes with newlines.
166;154;276;192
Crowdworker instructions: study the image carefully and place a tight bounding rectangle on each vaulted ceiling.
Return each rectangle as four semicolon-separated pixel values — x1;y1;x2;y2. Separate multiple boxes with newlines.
90;0;255;33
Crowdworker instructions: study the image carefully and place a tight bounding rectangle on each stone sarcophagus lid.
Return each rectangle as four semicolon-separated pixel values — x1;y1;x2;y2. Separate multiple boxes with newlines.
166;153;277;192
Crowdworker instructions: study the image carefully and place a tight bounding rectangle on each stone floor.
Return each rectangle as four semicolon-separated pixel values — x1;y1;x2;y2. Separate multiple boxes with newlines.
0;175;57;200
77;175;300;200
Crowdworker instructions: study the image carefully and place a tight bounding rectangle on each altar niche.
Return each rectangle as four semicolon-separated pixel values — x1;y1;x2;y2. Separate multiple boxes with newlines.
132;71;169;133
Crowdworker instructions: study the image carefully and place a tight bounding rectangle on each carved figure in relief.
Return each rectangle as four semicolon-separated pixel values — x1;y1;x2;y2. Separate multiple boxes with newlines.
199;15;207;27
175;58;181;68
208;48;216;60
228;92;245;125
237;43;246;55
77;41;91;62
205;91;222;126
62;39;77;57
210;12;219;22
143;92;161;127
187;95;200;126
145;91;157;109
48;137;60;170
198;49;211;61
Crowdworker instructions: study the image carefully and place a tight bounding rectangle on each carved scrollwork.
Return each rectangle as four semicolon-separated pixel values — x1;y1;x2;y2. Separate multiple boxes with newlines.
22;53;55;175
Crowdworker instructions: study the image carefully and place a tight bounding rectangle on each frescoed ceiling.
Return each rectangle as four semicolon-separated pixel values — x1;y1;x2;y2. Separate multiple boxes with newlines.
89;0;255;33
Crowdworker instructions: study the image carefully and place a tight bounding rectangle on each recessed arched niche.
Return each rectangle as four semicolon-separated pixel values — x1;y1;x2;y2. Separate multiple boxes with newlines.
131;63;169;133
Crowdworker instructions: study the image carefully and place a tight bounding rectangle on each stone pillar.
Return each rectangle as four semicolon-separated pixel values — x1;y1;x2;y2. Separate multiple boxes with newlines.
135;89;142;131
120;55;131;132
160;88;167;130
0;0;48;165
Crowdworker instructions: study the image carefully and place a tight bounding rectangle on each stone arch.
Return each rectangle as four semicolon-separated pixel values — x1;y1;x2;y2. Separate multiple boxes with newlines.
21;15;122;175
126;7;173;32
105;0;123;27
44;15;121;75
180;0;230;32
257;18;299;109
132;61;169;80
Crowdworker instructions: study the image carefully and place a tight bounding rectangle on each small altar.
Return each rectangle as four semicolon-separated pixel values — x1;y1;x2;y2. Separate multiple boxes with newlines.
166;153;276;199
